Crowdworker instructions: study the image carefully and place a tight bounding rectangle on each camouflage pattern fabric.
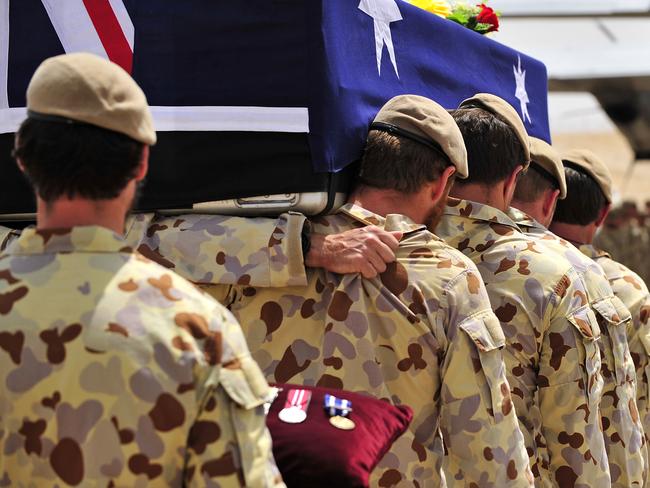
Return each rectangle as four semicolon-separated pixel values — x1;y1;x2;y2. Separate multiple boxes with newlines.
437;198;611;487
0;226;283;487
595;223;650;285
133;204;533;488
510;208;646;487
582;244;650;474
0;226;19;252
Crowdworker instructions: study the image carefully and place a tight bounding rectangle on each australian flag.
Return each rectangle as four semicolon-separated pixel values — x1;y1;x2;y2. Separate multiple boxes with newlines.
0;0;549;215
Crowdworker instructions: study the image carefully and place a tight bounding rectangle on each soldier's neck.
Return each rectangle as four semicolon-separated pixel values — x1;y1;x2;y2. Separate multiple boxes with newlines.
450;182;509;213
348;186;431;225
548;221;595;246
510;199;548;228
36;192;132;236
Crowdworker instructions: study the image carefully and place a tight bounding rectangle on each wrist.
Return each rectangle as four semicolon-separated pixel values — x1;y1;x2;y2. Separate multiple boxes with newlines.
305;233;326;268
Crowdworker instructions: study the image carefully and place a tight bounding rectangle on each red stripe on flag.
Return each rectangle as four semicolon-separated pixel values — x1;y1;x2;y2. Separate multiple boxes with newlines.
82;0;133;74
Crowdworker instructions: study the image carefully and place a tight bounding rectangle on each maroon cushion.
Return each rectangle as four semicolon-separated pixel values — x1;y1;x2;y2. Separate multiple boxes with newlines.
267;384;413;488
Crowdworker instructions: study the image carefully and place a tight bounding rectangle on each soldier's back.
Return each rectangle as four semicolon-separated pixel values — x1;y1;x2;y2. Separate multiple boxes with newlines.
220;204;531;488
0;226;279;487
438;199;610;487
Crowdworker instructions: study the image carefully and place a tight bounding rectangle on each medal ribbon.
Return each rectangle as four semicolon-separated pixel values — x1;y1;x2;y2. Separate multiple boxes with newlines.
323;394;352;417
283;389;312;412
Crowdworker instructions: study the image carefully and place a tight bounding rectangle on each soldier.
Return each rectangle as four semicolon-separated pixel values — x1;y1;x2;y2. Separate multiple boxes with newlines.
550;150;650;479
134;95;533;487
436;94;611;486
0;53;284;487
509;139;645;487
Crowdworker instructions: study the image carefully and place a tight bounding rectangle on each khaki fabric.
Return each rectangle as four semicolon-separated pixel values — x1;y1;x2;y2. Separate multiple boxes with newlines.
582;245;650;467
510;207;646;487
130;205;533;488
0;226;282;487
437;199;611;487
27;53;156;145
562;149;613;203
458;93;531;166
528;137;566;199
371;95;468;178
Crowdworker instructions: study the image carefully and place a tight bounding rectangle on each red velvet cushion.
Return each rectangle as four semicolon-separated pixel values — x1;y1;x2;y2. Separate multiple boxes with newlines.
267;384;413;488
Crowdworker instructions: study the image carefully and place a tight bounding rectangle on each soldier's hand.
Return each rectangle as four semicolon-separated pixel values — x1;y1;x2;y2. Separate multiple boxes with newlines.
305;226;402;278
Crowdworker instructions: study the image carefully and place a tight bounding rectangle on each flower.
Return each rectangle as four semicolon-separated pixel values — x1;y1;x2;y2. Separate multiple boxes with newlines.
408;0;452;18
475;3;499;32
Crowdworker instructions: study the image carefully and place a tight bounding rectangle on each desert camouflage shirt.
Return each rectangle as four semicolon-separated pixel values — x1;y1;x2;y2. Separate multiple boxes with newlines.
437;198;611;487
510;208;645;487
131;204;533;488
582;245;650;449
0;226;283;488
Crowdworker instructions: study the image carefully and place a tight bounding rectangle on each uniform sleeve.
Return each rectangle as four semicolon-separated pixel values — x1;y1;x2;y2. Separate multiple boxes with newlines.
185;303;285;487
610;271;650;458
0;225;21;251
133;212;308;288
536;271;612;486
590;294;646;486
439;269;533;487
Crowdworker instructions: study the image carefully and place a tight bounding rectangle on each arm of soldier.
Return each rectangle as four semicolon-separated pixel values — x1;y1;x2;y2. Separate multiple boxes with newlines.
135;213;400;288
306;224;402;278
610;273;650;442
537;272;611;486
0;225;21;251
438;268;533;486
185;304;285;487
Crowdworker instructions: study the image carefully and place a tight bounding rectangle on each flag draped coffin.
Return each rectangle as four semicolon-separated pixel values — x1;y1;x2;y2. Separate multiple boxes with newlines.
0;0;550;217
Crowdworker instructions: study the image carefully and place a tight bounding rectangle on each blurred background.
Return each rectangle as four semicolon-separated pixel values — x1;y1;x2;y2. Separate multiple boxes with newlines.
491;0;650;281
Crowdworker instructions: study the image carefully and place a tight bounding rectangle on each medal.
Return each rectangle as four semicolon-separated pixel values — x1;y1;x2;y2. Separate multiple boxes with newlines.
278;389;312;424
329;415;356;430
323;393;356;430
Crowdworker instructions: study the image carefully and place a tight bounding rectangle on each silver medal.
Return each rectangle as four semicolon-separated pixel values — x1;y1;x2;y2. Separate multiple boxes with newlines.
278;405;307;423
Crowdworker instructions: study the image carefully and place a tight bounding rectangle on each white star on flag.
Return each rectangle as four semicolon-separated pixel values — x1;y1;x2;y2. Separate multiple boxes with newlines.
513;55;532;124
358;0;403;78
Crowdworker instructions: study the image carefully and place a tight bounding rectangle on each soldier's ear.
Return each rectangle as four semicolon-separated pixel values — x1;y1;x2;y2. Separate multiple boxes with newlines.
134;145;149;182
15;158;25;174
595;204;611;228
503;165;525;206
431;166;456;204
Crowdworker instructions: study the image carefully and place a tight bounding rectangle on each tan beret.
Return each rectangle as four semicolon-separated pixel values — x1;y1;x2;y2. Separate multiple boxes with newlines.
458;93;531;168
562;149;613;203
529;137;566;199
27;53;156;145
371;94;468;178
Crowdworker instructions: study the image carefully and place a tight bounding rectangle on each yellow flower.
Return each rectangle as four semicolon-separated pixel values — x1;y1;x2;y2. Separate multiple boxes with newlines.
408;0;452;17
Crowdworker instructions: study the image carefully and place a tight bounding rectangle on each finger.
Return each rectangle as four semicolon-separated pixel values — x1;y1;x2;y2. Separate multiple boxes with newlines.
372;229;401;251
365;249;388;274
372;239;397;264
360;260;378;279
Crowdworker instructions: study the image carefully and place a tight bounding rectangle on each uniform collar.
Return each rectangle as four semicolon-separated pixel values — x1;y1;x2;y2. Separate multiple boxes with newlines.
508;206;546;232
6;225;131;255
579;243;610;260
337;203;426;234
444;197;520;229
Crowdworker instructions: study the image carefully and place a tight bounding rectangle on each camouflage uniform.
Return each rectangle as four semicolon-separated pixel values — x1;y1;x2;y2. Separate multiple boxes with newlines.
596;222;649;283
510;207;645;487
131;204;533;488
0;226;283;487
0;226;19;252
437;198;611;487
582;245;650;459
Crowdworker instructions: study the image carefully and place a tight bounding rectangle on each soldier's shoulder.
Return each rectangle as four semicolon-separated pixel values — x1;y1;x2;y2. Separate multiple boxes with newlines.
118;251;220;309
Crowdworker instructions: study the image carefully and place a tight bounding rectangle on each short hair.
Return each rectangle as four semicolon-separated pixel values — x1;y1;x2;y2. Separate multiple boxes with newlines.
553;163;607;225
13;118;144;202
450;107;528;185
513;163;559;203
357;129;451;194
